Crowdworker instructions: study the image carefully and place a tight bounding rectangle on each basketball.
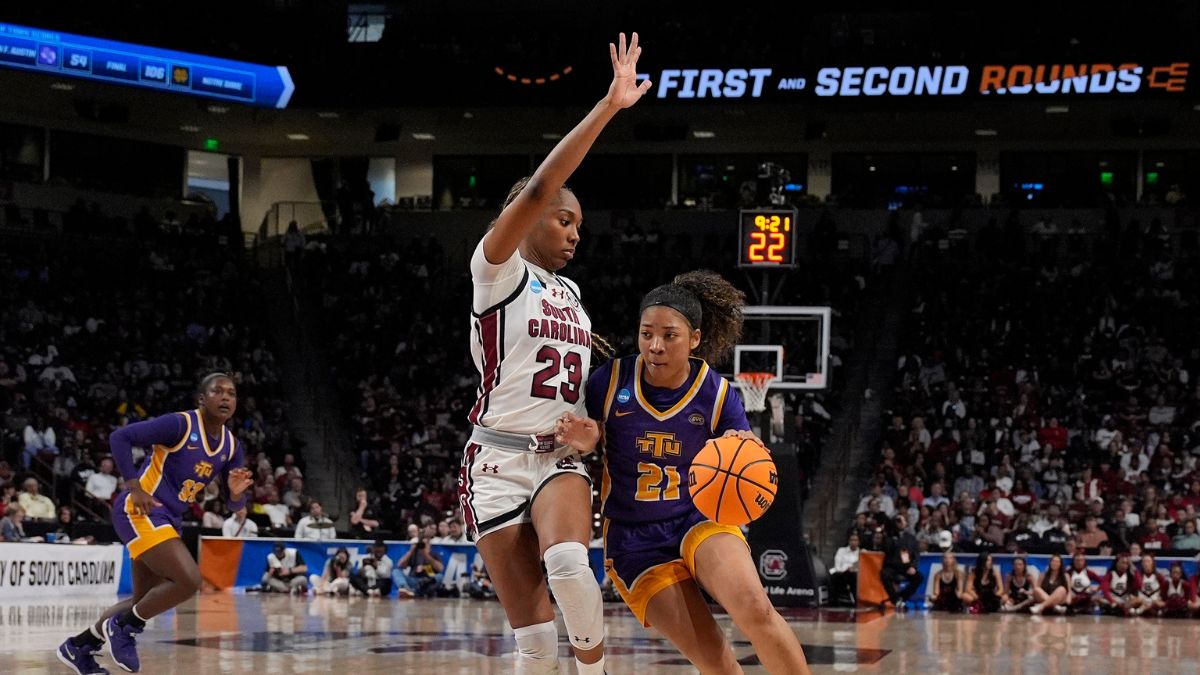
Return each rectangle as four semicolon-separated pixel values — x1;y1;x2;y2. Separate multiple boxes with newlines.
689;436;777;526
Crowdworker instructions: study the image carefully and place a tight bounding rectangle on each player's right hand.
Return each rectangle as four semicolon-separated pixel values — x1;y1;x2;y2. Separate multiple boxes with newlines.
556;411;601;455
127;486;163;516
606;32;651;110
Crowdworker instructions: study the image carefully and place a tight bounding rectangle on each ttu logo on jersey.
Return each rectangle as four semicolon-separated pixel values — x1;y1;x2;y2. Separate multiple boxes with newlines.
636;432;681;459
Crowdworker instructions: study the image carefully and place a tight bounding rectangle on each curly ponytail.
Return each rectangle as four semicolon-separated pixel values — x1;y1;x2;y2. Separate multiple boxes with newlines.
673;270;745;365
640;270;744;366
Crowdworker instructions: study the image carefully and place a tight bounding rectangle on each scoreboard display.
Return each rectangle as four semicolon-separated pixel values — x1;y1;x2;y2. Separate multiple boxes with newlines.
0;22;294;108
737;208;798;269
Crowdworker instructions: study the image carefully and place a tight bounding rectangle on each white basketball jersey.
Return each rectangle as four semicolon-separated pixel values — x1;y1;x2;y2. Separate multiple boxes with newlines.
1108;571;1130;598
1069;568;1094;593
1138;572;1162;600
468;239;591;435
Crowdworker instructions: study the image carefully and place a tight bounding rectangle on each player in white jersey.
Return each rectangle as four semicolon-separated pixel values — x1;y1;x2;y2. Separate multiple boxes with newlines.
1131;552;1166;616
459;32;651;675
1163;562;1198;617
1097;553;1136;616
1066;552;1102;614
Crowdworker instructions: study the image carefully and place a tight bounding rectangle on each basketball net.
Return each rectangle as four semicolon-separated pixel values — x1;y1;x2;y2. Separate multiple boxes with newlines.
736;372;776;413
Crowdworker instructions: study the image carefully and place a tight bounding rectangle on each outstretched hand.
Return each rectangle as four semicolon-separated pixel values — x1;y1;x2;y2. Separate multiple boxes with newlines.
556;411;601;455
607;32;652;109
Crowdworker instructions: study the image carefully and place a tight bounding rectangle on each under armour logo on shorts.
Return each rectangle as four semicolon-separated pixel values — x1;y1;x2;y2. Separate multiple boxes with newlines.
480;464;499;474
556;458;577;471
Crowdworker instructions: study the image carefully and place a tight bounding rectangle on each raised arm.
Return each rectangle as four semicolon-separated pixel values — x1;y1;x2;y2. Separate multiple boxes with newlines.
482;32;651;264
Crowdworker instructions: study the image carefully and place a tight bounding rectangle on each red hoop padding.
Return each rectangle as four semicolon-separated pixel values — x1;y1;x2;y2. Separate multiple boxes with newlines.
735;372;776;412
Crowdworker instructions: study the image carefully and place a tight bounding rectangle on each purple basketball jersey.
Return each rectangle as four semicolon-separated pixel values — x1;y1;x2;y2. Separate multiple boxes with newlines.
585;355;749;523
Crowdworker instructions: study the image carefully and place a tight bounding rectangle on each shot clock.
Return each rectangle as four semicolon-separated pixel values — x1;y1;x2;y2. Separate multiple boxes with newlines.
737;208;798;269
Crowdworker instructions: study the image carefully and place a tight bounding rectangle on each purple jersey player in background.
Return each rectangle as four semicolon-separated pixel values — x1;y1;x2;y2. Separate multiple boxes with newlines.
557;270;810;674
57;372;252;675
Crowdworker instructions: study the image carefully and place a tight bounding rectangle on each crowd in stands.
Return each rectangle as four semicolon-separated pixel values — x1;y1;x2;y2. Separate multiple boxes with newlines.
3;196;856;553
836;207;1200;615
0;205;297;540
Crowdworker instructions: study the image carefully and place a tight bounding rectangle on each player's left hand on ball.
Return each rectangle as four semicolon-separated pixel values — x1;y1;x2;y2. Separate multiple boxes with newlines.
556;412;600;455
722;428;767;450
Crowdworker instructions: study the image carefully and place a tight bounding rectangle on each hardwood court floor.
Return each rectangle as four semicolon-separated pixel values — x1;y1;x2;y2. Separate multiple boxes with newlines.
6;593;1200;673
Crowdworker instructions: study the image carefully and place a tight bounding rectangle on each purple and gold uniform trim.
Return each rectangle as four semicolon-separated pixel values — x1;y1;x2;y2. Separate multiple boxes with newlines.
633;356;709;421
138;412;191;495
604;516;747;627
710;378;730;435
121;493;181;559
112;409;244;559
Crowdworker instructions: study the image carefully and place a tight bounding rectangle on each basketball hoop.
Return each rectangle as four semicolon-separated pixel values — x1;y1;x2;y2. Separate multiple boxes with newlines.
736;372;776;413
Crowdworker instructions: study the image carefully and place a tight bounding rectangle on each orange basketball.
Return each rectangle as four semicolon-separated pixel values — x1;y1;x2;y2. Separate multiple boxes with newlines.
688;436;777;526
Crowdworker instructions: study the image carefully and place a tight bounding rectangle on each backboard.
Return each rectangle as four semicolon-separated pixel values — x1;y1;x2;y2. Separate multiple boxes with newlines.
728;305;832;392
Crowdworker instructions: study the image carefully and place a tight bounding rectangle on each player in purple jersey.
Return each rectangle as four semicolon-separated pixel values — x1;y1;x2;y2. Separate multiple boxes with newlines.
56;373;252;674
557;271;811;674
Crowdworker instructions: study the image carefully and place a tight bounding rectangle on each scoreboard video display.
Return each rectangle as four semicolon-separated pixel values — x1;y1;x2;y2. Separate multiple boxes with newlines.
0;22;294;108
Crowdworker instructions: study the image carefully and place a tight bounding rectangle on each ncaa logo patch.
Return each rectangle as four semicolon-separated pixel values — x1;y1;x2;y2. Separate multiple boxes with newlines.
530;279;544;293
616;388;631;404
688;413;706;426
189;432;200;442
760;549;788;580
